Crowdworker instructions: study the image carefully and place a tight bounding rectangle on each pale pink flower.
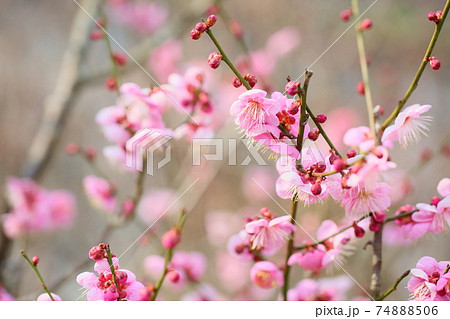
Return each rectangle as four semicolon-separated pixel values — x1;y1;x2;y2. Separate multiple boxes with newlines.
245;214;296;256
392;205;428;240
204;210;242;246
170;251;207;282
250;261;284;289
343;126;375;152
230;89;280;137
227;230;254;261
288;220;353;274
287;276;352;301
173;120;214;141
77;257;144;301
148;40;182;82
408;256;450;301
2;178;76;238
215;253;251;293
382;104;432;148
36;293;62;301
137;188;178;226
0;285;14;301
242;166;277;202
182;284;223;301
83;176;116;213
414;178;450;233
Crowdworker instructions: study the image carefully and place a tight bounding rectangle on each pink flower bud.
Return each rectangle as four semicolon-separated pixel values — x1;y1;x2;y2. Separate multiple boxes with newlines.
429;57;441;70
89;245;106;261
105;77;117;90
112;52;127;66
428;12;439;23
208;52;223;69
369;221;381;232
161;228;181;249
167;269;180;283
346;149;356;158
260;207;274;219
32;256;39;266
353;223;365;238
308;128;320;141
116;271;128;284
288;100;300;115
329;152;339;165
359;18;372;31
357;81;365;95
430;196;441;206
84;146;96;160
285;80;301;96
232;77;242;88
190;29;201;40
90;29;103;40
315;161;326;173
340;8;353;22
206;15;217;27
229;20;243;39
244;74;257;88
372;211;386;223
65;143;79;155
315;113;327;123
195;22;207;32
420;147;432;163
310;183;322;196
436;10;443;19
332;158;346;171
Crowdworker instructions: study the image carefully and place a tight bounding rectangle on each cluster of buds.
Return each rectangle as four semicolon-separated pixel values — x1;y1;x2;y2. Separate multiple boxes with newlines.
190;15;217;40
208;52;223;69
89;243;110;261
232;74;257;88
340;8;353;22
428;56;441;70
97;270;129;301
428;10;443;23
369;211;386;232
90;18;105;41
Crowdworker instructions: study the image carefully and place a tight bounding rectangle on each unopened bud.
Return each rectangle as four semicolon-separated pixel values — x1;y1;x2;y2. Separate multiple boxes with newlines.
315;113;327;124
32;256;40;266
161;228;181;249
285;80;301;96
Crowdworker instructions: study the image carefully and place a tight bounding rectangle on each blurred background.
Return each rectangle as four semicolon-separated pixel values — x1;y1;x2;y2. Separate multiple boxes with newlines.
0;0;449;301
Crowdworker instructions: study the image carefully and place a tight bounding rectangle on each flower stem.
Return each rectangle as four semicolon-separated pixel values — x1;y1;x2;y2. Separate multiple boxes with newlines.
352;0;376;138
105;244;121;300
20;250;55;301
296;71;313;169
384;209;417;223
205;29;251;90
376;270;410;301
99;14;121;95
151;209;187;301
381;0;450;132
370;224;383;299
281;199;298;301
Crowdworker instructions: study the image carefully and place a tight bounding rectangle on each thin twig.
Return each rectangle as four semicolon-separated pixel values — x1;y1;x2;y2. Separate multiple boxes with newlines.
20;250;55;301
281;199;298;301
376;270;410;301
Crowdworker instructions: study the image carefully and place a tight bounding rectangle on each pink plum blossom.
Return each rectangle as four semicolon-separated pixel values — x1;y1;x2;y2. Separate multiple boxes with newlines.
137;188;178;226
2;177;76;238
382;104;432;148
0;285;14;301
83;176;116;213
36;293;62;301
250;261;284;289
148;40;182;82
77;257;144;301
393;205;429;240
245;212;296;256
287;276;353;301
182;284;223;301
408;256;450;301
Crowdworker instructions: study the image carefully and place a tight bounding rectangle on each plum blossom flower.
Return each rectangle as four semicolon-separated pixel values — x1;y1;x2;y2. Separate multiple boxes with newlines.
245;210;296;256
287;276;353;301
230;89;280;138
287;220;353;274
250;261;284;289
83;176;116;213
182;284;223;301
77;257;144;301
408;256;450;301
227;230;254;261
392;205;428;240
137;188;178;226
36;293;62;301
382;104;432;148
2;178;76;238
414;178;450;233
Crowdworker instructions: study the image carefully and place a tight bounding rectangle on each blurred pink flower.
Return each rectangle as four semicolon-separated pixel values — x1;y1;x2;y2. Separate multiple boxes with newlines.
318;107;360;151
215;253;250;293
287;276;352;301
227;230;254;261
343;126;375;152
250;261;284;289
382;104;432;148
182;284;223;301
137;188;178;226
171;251;207;282
393;205;428;240
77;257;144;301
83;176;116;213
148;40;182;82
36;293;62;301
205;210;242;246
2;178;76;238
242;166;277;202
0;285;14;301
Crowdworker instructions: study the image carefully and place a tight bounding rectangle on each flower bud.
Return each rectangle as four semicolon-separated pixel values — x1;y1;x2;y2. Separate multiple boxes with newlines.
206;15;217;27
369;220;381;232
429;57;441;70
161;228;181;249
340;8;353;22
89;245;106;261
195;22;207;32
32;256;40;266
90;29;103;40
84;146;96;160
65;143;79;155
332;158;346;171
244;74;257;88
357;81;365;95
428;12;439;23
232;77;242;88
353;223;365;238
288;100;300;115
310;182;322;196
190;29;201;40
112;52;127;66
116;271;128;284
105;77;117;91
167;269;180;283
315;161;326;173
285;81;301;96
346;149;356;158
430;196;441;206
208;52;223;69
315;113;327;123
308;128;320;141
229;20;243;39
372;211;386;223
359;18;372;31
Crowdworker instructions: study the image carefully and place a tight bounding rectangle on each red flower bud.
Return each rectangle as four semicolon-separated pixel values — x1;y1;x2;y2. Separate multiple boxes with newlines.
333;158;346;171
90;29;103;40
429;57;441;70
195;22;207;32
232;77;242;88
285;81;301;96
340;8;353;22
346;149;356;158
311;182;322;196
357;81;365;95
353;223;365;238
308;128;320;141
206;15;217;27
244;74;257;88
32;256;40;266
430;196;441;206
288;100;300;115
167;269;180;283
207;52;223;69
190;29;201;40
315;113;327;123
105;77;117;91
161;228;181;249
112;52;127;66
359;18;372;31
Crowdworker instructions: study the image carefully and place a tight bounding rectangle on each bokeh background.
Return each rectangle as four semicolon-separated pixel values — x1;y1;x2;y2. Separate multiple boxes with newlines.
0;0;449;301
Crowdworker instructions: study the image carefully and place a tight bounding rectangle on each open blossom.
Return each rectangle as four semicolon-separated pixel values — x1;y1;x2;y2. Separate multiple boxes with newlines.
2;178;76;238
413;178;450;233
250;261;284;289
408;256;450;301
230;89;280;137
287;276;353;301
382;104;432;148
227;230;254;261
288;220;353;274
77;257;144;301
245;210;296;256
392;205;429;240
83;176;116;213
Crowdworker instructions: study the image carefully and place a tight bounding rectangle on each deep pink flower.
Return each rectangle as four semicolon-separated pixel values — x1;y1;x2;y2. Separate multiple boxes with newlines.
250;261;284;289
83;176;116;213
382;104;432;148
77;257;145;301
408;256;450;301
245;214;296;256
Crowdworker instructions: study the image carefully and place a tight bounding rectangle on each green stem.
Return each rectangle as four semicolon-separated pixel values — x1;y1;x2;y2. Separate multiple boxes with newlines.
151;209;187;301
296;71;313;169
205;29;251;90
352;0;376;138
105;245;121;301
384;209;417;223
20;250;55;301
381;0;450;131
100;14;121;94
376;270;410;301
282;199;298;301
